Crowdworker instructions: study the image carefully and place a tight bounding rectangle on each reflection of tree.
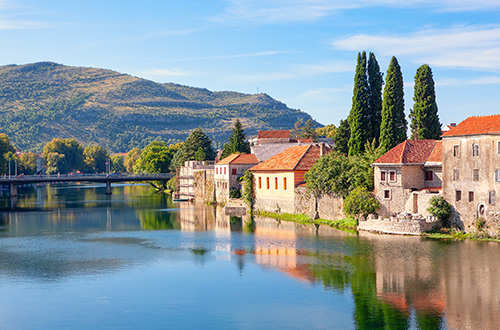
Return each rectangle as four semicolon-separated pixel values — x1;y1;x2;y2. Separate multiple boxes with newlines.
308;236;443;330
138;209;179;230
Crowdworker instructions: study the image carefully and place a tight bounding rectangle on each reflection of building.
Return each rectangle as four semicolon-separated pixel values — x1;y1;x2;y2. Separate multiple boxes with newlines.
177;203;216;231
214;154;259;203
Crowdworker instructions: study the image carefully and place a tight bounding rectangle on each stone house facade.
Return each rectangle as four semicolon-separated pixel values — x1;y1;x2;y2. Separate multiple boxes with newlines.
249;143;330;214
214;154;259;203
372;140;442;217
442;114;500;232
178;161;214;199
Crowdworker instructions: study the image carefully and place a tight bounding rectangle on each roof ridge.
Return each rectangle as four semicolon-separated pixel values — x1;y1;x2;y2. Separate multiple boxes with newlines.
292;144;311;171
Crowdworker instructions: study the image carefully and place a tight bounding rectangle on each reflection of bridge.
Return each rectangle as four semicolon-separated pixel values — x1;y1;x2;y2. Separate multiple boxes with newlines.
0;173;172;196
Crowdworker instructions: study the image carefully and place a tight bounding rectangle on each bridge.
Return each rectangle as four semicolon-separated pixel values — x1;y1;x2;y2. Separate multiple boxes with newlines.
0;173;172;196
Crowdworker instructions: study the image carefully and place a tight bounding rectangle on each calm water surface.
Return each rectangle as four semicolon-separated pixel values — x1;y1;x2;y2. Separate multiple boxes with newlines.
0;183;499;329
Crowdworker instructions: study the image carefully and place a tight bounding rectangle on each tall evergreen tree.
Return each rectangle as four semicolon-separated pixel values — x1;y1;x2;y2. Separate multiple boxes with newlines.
220;119;251;159
348;51;369;156
367;52;383;146
333;119;350;155
409;64;441;140
170;127;215;170
379;57;407;153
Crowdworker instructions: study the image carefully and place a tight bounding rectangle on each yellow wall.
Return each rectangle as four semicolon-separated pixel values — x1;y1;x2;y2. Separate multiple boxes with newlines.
253;171;295;202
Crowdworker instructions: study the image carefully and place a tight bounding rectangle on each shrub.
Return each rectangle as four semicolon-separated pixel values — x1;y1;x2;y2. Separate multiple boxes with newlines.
229;187;241;199
427;195;452;227
343;187;379;219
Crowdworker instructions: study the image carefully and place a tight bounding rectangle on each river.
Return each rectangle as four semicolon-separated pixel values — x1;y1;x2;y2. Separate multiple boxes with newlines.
0;183;498;329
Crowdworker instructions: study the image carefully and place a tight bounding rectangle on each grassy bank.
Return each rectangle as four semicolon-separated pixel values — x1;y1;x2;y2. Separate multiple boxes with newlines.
424;230;500;243
254;210;358;231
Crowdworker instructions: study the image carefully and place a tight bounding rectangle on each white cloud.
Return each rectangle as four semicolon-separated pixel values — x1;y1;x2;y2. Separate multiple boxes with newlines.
437;76;500;86
300;86;351;99
216;0;500;24
228;60;353;83
332;25;500;70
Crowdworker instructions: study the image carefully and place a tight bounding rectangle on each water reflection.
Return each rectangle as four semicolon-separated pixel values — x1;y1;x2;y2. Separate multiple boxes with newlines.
0;184;499;329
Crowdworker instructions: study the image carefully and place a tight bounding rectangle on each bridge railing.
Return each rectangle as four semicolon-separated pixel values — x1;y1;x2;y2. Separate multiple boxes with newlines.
0;173;172;181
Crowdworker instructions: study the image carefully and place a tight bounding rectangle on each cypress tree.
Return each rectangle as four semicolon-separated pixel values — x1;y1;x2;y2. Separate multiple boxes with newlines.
409;64;441;140
379;57;407;153
220;119;250;159
348;51;369;156
333;119;350;155
367;52;383;146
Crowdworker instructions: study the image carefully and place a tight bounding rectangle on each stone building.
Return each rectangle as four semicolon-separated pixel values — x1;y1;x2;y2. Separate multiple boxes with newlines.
250;130;314;162
372;140;442;217
214;154;259;203
178;161;214;199
249;143;330;214
442;114;500;232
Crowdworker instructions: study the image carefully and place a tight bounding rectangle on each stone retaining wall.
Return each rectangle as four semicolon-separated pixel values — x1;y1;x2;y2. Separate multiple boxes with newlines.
358;217;439;235
294;187;344;220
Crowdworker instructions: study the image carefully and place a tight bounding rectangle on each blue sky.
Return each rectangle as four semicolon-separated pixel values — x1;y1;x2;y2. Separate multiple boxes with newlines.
1;0;499;127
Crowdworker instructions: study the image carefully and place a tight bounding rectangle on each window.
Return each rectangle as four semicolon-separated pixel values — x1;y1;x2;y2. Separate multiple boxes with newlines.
498;141;500;154
425;170;433;181
473;169;480;182
456;190;462;201
258;177;262;189
496;170;500;182
389;171;396;182
216;167;219;174
283;178;287;190
275;177;278;189
384;190;391;200
232;169;237;175
380;171;386;182
453;169;459;181
266;177;270;189
489;191;496;205
472;144;480;157
469;191;474;202
224;167;226;175
453;145;460;157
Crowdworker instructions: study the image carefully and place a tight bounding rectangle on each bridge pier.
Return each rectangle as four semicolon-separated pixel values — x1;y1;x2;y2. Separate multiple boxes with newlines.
105;181;112;195
10;183;17;197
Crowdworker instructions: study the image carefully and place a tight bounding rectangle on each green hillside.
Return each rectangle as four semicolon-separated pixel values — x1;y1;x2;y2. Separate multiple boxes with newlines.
0;62;318;153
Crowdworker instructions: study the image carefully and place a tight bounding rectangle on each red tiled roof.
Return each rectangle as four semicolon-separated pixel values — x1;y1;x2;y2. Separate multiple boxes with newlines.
216;153;259;165
257;130;290;139
426;141;442;163
442;114;500;137
249;144;330;171
373;140;438;165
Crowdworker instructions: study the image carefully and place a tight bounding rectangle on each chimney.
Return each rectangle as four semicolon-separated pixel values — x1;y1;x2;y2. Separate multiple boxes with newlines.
320;143;326;156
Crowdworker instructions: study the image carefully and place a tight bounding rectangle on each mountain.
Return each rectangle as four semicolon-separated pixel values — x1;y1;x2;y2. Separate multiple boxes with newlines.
0;62;319;153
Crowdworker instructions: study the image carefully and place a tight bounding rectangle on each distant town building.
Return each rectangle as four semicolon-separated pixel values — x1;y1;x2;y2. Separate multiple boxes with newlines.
214;154;259;203
178;161;214;200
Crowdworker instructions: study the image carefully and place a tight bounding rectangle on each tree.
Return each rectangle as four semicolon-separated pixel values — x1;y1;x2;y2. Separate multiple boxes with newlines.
348;51;369;156
427;195;452;227
379;56;407;153
344;187;379;219
46;152;65;174
409;64;441;140
135;141;177;173
124;148;141;173
19;152;38;175
110;155;126;173
195;147;206;161
0;133;16;174
333;119;350;155
221;119;251;159
316;124;336;139
42;138;84;173
170;128;215;170
292;118;317;141
367;52;383;146
83;145;109;173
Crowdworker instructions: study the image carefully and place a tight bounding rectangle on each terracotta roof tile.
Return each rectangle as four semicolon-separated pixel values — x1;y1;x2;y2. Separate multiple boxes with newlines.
373;140;438;165
426;141;442;163
442;114;500;137
249;144;330;171
257;130;290;139
216;153;259;165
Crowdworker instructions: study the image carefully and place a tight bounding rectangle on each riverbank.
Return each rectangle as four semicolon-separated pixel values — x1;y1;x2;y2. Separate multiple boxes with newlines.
254;210;358;231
